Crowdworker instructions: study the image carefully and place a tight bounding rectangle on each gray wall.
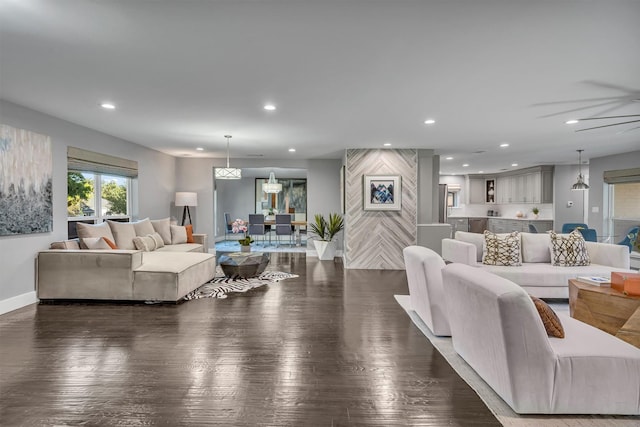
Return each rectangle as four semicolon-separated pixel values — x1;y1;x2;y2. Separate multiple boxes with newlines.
0;100;176;311
553;164;588;231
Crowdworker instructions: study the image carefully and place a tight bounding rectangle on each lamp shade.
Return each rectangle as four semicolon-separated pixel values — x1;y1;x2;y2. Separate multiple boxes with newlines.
175;192;198;206
215;167;242;179
262;172;282;193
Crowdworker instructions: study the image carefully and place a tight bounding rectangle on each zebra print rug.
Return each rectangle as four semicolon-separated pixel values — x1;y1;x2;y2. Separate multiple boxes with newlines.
183;270;299;300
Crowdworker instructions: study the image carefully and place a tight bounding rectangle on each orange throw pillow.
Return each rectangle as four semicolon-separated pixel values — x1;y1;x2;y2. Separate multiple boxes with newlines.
103;237;118;249
185;225;195;243
530;296;564;338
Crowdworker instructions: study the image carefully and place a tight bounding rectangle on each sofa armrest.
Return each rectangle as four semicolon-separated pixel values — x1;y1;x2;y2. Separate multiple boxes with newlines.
585;242;630;269
37;250;143;299
442;238;478;265
192;233;208;253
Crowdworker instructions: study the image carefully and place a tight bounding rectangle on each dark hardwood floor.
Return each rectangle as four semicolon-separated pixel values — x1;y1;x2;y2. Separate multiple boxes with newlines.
0;253;499;426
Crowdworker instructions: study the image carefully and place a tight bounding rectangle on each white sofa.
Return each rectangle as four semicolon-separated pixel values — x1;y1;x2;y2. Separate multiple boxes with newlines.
37;219;216;302
442;263;640;415
442;231;633;298
403;245;450;336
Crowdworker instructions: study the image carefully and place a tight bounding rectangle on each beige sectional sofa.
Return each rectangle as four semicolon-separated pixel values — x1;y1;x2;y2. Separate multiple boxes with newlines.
37;218;216;302
442;231;633;298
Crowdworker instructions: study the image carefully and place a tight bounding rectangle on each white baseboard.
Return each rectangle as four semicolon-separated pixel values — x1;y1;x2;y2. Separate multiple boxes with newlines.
0;291;38;316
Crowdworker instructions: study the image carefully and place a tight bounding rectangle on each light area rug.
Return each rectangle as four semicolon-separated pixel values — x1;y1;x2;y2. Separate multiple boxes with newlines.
184;270;298;300
394;294;640;427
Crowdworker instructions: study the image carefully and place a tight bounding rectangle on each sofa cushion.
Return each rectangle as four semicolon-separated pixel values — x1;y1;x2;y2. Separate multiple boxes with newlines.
155;243;203;253
170;224;188;245
83;236;118;250
50;240;81;250
133;218;155;236
521;232;551;263
185;224;195;243
549;230;590;267
482;231;522;266
149;232;165;249
133;235;156;252
530;296;564;338
76;222;115;249
151;218;172;245
107;220;137;250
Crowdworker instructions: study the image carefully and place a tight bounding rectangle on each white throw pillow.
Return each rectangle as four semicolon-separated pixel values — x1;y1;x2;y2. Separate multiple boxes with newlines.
76;222;115;249
549;230;590;266
482;231;522;266
133;217;155;236
149;232;165;249
83;236;115;250
107;220;137;250
132;235;156;252
521;232;551;263
151;218;172;245
170;225;188;245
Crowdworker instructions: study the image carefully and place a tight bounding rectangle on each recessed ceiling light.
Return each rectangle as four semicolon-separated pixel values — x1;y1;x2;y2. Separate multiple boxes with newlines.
445;156;453;160
100;102;116;110
264;104;276;111
196;147;204;151
424;119;436;125
500;143;509;148
462;164;469;167
478;170;484;173
565;119;579;125
383;143;392;147
511;163;518;167
288;148;296;152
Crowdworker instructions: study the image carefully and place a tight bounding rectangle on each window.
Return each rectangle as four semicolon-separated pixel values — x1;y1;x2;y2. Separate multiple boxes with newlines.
66;147;138;238
604;168;640;245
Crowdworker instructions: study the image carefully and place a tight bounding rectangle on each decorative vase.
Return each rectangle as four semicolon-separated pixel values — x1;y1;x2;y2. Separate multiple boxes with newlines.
533;214;539;219
241;245;251;253
313;239;337;260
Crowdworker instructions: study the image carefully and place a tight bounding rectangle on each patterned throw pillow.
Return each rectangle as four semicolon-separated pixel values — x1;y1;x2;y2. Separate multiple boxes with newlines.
482;231;522;266
549;230;590;266
132;235;156;252
530;296;564;338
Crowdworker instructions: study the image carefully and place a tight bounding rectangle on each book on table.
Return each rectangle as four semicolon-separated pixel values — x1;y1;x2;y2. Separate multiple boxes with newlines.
576;276;611;286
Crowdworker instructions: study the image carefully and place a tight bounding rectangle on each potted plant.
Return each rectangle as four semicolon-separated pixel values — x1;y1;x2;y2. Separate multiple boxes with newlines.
232;218;254;252
532;207;539;219
309;213;344;260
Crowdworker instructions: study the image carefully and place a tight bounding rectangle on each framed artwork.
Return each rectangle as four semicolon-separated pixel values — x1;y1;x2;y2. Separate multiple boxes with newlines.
363;175;401;211
0;124;53;235
485;179;496;204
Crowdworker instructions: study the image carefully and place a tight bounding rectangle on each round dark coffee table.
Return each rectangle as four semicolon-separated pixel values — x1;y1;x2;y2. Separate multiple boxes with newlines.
218;252;270;278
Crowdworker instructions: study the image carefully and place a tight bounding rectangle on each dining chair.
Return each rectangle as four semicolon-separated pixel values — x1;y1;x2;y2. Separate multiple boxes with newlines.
528;224;538;233
561;223;588;233
248;214;267;245
617;226;640;253
275;214;294;246
224;212;233;240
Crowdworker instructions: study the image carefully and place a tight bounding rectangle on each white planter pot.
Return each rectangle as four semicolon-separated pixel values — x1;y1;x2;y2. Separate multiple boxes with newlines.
313;239;337;260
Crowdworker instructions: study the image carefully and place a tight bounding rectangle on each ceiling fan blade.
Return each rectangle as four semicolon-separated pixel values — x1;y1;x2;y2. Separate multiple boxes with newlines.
577;114;640;121
536;100;624;118
531;96;625;107
575;119;640;132
616;126;640;135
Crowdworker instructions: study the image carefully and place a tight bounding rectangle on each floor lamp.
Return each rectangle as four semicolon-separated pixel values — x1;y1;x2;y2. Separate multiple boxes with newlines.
175;192;197;226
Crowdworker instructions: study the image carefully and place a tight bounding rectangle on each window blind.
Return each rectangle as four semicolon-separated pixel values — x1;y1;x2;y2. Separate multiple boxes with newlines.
67;146;138;178
603;167;640;184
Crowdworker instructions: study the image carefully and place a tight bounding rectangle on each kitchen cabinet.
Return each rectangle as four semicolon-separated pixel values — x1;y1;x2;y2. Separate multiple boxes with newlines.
480;166;553;205
447;217;469;233
468;178;485;204
487;218;553;233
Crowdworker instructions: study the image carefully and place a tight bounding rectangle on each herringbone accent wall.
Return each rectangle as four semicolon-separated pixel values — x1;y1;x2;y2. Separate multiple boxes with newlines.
345;149;417;269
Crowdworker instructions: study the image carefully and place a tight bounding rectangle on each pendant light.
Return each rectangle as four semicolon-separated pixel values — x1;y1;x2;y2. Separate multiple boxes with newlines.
262;171;282;193
215;135;242;179
571;149;590;190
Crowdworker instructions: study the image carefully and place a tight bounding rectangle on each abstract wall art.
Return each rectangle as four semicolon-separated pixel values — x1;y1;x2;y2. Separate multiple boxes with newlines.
363;174;402;211
0;124;53;235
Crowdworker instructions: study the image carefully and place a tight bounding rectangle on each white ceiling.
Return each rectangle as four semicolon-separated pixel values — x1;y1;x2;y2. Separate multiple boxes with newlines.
1;0;639;175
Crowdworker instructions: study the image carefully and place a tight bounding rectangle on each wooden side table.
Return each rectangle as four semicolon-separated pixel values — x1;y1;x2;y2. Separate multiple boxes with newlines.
569;279;640;348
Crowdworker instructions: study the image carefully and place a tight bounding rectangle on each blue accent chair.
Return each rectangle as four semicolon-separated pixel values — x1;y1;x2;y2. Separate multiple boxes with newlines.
618;226;640;253
561;222;596;242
